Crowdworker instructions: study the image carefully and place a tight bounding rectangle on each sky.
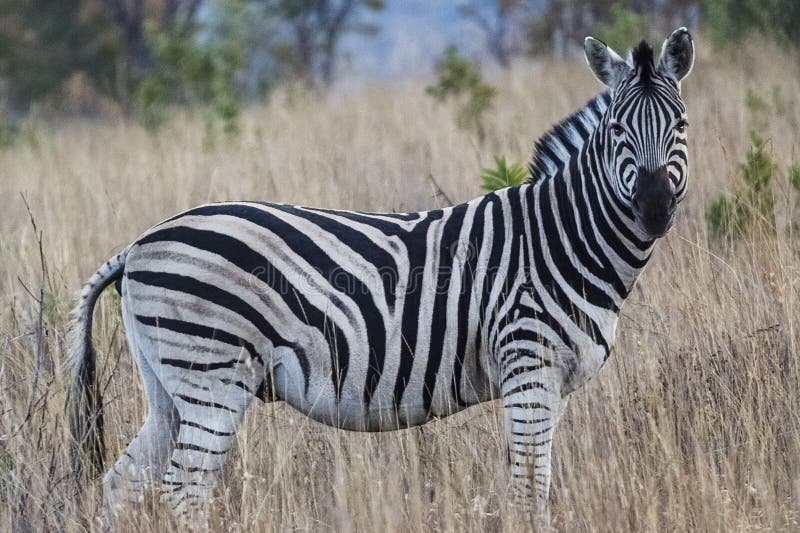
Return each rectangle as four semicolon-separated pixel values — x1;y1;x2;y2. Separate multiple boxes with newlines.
342;1;487;80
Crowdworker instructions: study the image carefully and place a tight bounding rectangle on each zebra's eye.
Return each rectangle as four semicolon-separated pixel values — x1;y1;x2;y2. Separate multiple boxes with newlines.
610;123;625;137
675;119;689;133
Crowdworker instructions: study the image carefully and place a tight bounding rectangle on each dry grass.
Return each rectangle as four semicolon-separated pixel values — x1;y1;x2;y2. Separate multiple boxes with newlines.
2;42;800;532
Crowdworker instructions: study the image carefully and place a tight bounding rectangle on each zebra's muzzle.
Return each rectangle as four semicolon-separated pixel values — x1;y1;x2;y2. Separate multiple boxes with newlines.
632;167;677;238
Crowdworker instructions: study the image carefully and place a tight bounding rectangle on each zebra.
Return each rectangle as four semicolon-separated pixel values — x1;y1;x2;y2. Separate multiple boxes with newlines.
68;28;694;529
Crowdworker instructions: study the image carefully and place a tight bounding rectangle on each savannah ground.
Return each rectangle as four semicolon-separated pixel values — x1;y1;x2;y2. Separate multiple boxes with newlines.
1;41;800;532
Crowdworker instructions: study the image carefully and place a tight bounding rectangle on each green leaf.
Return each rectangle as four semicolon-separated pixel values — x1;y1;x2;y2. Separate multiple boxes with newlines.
707;130;777;243
480;156;528;192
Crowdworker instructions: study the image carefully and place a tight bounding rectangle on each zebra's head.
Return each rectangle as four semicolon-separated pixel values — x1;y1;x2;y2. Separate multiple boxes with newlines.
584;28;694;239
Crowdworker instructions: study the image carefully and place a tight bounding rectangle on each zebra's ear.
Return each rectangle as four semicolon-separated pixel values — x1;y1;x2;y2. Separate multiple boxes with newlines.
584;37;629;90
658;27;694;84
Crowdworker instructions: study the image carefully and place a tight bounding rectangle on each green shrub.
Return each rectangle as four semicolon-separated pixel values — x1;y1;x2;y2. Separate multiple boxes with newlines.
707;195;745;241
426;46;496;142
707;131;775;241
739;133;775;213
480;156;527;192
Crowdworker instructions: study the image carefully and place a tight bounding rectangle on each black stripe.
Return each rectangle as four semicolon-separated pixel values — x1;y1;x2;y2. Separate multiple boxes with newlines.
511;417;550;425
161;358;239;371
174;442;228;455
511;437;552;447
174;393;238;413
180;419;235;437
170;459;221;473
500;365;551;387
221;378;256;396
423;203;468;413
511;426;551;437
504;382;549;397
161;479;198;487
503;402;551;411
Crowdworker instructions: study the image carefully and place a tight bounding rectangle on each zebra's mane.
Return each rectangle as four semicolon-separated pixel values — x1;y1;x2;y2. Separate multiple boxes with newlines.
527;91;611;182
631;40;656;85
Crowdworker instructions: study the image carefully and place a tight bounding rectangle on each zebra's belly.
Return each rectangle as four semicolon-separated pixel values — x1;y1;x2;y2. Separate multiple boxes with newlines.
279;396;440;431
268;345;476;431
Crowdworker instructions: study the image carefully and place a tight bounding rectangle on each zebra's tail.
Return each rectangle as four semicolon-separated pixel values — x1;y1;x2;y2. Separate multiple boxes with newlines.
67;249;127;480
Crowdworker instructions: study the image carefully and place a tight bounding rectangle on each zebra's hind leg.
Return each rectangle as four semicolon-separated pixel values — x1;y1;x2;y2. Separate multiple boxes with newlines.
159;375;257;530
102;353;179;524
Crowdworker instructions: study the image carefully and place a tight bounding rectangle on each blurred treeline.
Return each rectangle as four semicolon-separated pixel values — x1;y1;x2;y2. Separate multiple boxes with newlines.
0;0;797;127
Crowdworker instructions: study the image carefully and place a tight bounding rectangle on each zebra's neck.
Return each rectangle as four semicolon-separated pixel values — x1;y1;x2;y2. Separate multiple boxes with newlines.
528;92;612;182
520;95;656;307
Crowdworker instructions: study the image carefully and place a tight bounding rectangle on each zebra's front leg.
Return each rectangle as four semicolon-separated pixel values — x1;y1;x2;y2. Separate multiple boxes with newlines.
501;360;563;521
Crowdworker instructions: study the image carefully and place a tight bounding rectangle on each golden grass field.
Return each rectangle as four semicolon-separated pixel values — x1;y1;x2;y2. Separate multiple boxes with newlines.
1;41;800;531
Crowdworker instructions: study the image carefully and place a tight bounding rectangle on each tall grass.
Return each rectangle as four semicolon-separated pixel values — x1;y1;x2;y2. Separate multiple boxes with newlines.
1;42;800;532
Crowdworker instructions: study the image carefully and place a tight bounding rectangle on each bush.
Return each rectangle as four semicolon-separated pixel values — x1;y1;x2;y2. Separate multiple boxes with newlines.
426;46;496;142
707;131;775;241
480;156;527;192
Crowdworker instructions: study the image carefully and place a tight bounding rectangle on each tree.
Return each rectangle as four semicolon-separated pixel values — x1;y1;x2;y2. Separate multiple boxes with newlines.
702;0;800;49
0;0;210;116
100;0;151;75
522;1;699;58
266;0;384;87
101;0;206;79
0;0;121;114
